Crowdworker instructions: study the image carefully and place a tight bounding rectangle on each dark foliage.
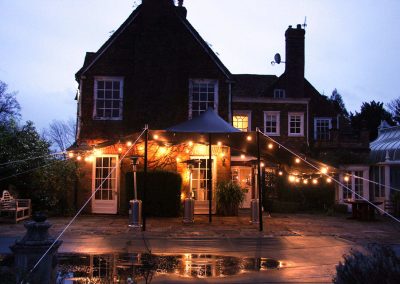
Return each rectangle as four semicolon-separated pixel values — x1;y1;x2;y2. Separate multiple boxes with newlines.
0;80;20;123
0;120;51;191
350;101;395;141
271;175;335;212
387;97;400;125
216;181;245;216
126;171;182;217
333;244;400;284
30;159;78;215
330;89;349;119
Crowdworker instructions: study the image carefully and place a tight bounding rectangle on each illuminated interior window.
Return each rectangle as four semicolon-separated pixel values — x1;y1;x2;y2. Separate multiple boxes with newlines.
233;115;249;132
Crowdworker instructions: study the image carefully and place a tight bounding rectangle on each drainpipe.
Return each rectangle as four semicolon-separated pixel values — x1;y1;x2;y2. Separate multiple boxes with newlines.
306;101;309;147
228;81;232;124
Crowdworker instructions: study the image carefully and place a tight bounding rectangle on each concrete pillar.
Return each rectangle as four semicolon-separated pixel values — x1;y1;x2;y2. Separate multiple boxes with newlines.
10;213;62;284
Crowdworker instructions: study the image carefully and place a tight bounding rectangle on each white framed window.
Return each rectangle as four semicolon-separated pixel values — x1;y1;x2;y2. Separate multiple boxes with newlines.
233;110;251;131
93;77;123;120
343;171;352;200
370;166;385;198
288;112;304;136
274;89;286;99
314;117;332;140
189;79;218;119
264;111;280;136
354;170;364;199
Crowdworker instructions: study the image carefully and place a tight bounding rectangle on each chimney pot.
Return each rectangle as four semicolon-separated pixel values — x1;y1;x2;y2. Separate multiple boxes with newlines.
297;24;302;29
288;25;292;28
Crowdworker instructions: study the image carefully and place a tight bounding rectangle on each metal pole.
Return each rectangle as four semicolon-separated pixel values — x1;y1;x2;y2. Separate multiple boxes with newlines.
208;133;212;223
256;128;263;231
133;170;137;200
143;125;148;231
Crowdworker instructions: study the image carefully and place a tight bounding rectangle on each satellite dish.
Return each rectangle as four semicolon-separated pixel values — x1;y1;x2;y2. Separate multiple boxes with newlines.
274;53;281;64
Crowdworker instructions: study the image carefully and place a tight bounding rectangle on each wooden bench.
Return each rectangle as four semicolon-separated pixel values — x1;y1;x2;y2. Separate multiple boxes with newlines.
0;190;31;223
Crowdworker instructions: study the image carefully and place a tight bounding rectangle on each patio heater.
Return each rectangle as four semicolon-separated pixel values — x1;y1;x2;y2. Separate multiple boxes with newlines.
183;163;195;223
129;155;142;228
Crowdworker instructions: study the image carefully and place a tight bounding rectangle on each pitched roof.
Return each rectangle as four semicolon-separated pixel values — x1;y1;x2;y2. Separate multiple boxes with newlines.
75;3;232;81
232;74;278;97
370;125;400;163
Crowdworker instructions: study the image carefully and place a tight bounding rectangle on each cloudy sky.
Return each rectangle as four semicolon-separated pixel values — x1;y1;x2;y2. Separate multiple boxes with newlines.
1;0;399;130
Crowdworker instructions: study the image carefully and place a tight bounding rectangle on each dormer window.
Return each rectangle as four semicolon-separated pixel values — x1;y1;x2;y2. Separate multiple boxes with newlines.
93;77;123;120
273;89;286;99
189;79;218;119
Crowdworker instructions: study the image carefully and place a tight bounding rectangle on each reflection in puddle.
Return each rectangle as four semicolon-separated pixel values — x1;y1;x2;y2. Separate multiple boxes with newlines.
0;253;282;283
56;253;282;283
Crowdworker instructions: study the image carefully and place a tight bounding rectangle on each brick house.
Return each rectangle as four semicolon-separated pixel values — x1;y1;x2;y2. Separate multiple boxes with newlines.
72;0;368;214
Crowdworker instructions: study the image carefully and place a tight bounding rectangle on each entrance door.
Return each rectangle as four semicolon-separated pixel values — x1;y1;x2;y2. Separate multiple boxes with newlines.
92;156;118;214
190;157;216;214
231;166;252;208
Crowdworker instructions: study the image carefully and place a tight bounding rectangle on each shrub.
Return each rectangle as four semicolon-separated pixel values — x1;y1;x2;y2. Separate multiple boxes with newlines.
128;171;182;217
333;244;400;284
333;204;349;214
271;200;299;213
216;181;245;216
30;159;78;216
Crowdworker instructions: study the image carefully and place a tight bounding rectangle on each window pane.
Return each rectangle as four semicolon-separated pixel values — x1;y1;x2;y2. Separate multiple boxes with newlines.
94;79;123;119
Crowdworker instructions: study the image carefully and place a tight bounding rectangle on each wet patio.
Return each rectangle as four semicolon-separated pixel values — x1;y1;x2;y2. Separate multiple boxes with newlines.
1;211;400;283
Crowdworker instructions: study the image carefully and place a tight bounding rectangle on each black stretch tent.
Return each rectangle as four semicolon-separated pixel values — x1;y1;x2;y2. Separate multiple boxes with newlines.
166;108;241;222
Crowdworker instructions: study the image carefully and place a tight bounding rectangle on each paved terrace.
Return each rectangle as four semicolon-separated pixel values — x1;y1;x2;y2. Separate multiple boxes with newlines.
1;212;400;283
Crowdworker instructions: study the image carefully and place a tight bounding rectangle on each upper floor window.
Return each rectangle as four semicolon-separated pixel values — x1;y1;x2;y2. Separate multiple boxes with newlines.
288;112;304;136
264;111;280;136
233;111;251;132
94;77;123;120
314;118;332;140
273;89;286;99
189;79;218;119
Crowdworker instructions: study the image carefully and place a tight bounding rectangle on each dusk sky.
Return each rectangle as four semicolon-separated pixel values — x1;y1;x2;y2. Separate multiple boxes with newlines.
1;0;399;131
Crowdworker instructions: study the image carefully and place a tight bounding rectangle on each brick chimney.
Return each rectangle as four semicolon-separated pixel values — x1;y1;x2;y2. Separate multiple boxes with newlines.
284;24;305;97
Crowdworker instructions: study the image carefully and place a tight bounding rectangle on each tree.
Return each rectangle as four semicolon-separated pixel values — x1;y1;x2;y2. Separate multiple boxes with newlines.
387;97;400;125
329;89;349;119
0;80;20;123
43;119;76;152
350;101;394;141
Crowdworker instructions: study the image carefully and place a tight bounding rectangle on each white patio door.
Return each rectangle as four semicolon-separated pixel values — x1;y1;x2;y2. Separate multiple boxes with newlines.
190;157;216;214
92;156;118;214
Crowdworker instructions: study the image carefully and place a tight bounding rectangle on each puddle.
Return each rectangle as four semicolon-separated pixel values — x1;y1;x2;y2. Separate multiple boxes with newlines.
1;253;282;283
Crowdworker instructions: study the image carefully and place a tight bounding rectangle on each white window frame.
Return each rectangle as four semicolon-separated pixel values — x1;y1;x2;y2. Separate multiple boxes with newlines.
188;79;219;119
288;112;304;137
314;117;332;140
93;76;124;120
264;111;280;136
273;89;286;99
233;110;252;132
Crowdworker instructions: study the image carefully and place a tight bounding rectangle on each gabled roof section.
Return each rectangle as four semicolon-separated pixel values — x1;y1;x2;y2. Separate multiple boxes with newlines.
174;11;232;80
75;3;232;81
232;74;278;97
75;7;142;81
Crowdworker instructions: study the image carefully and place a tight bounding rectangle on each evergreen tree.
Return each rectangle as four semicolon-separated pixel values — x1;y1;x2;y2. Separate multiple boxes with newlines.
350;101;394;141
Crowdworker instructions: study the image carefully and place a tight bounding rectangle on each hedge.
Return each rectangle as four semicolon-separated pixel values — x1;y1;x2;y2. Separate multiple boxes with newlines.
126;171;182;217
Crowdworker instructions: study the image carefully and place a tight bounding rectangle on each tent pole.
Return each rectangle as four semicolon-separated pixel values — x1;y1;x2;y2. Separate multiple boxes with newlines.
143;125;148;231
256;128;263;231
209;133;212;223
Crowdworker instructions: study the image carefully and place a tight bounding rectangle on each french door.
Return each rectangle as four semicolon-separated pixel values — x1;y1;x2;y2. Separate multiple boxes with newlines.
92;155;118;214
